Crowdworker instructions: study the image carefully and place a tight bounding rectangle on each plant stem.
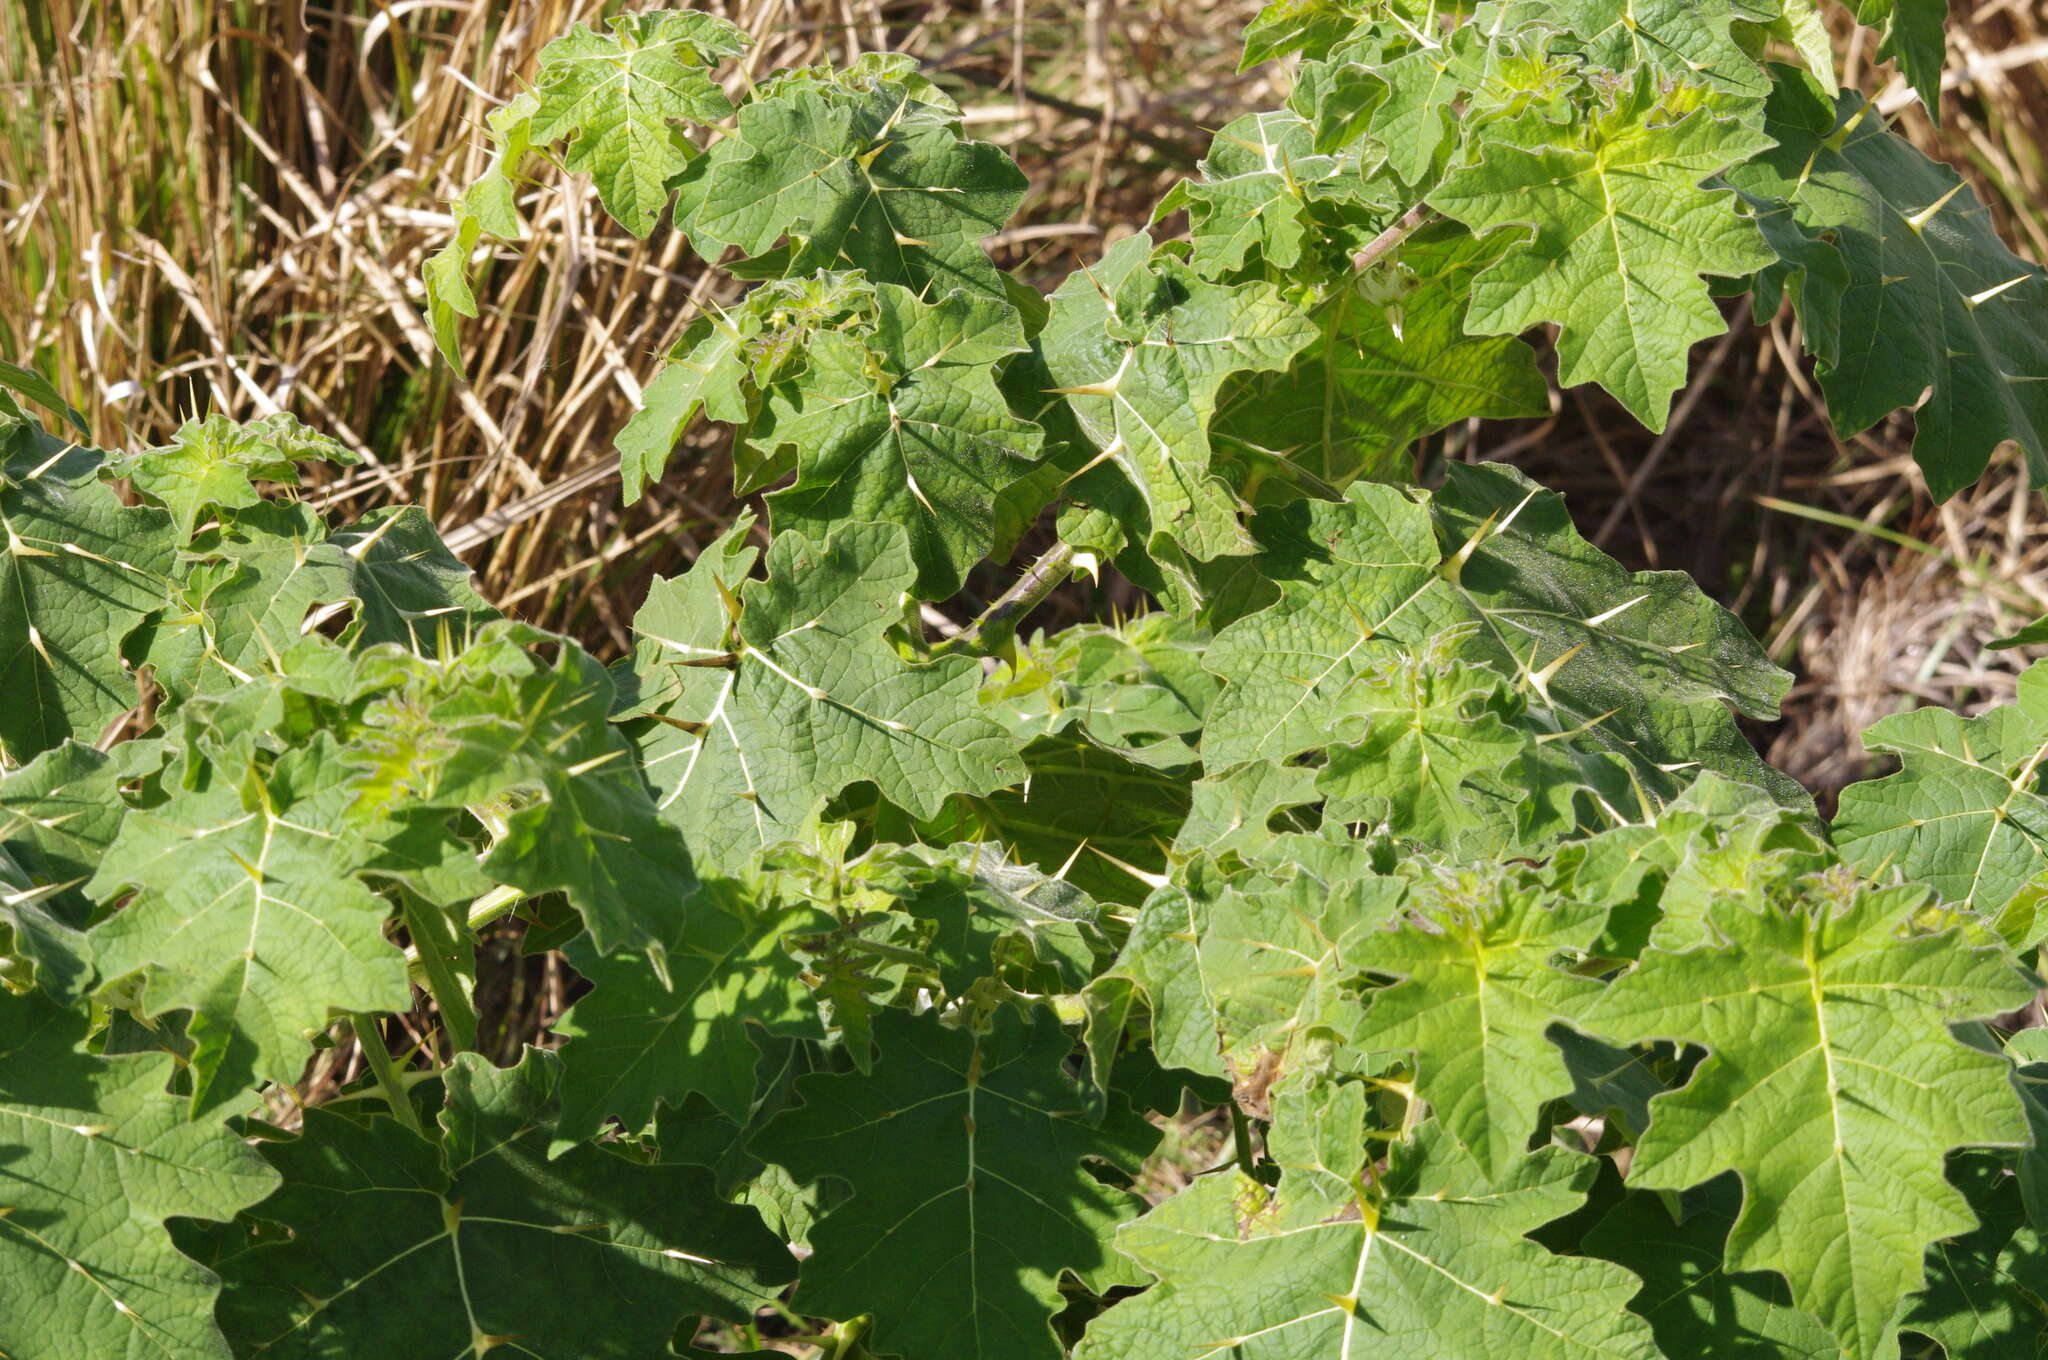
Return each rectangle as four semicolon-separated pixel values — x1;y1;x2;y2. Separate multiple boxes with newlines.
829;1316;871;1360
349;1012;425;1135
1350;201;1435;274
464;883;527;934
399;894;479;1053
940;541;1077;655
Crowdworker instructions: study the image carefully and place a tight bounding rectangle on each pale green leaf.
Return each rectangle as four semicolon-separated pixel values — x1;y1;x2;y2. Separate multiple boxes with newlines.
615;269;877;504
1213;229;1548;487
1041;232;1318;564
111;413;359;537
1168;110;1350;275
529;11;744;236
1315;657;1525;844
349;624;697;964
1428;78;1775;427
680;83;1025;297
1833;659;2048;912
424;91;539;375
1078;1122;1659;1359
1201;468;1801;829
755;283;1041;599
627;519;1022;872
1583;887;2034;1357
1549;0;1770;101
1355;870;1607;1173
87;740;411;1112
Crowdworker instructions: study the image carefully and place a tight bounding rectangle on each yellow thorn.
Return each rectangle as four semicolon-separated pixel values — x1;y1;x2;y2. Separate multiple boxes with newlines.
1904;181;1966;233
1967;275;2029;308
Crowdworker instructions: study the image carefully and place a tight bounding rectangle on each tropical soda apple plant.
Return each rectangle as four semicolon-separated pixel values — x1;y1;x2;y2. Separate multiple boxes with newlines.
4;1;2048;1357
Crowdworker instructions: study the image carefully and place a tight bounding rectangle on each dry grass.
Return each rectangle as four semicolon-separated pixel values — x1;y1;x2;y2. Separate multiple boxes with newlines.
4;0;2047;799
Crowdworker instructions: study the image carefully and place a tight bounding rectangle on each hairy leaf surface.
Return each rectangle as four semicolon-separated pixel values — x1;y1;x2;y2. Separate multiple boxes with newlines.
1429;81;1774;427
1079;1121;1659;1358
529;11;743;235
1583;888;2034;1357
552;884;824;1144
87;741;410;1111
628;519;1022;871
680;82;1025;297
1833;660;2048;912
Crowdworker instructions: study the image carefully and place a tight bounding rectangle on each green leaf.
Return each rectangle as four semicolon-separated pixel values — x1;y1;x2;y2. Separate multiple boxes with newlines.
0;360;88;435
1314;657;1525;844
424;91;539;374
1199;481;1437;768
1201;468;1801;826
908;732;1191;906
215;1048;794;1357
0;436;176;764
328;504;499;657
1833;659;2048;912
1168;110;1354;275
1355;870;1607;1173
352;624;697;965
1552;770;1829;955
1991;612;2048;651
1578;1175;1840;1359
0;740;120;999
1174;756;1323;864
142;532;358;706
680;82;1026;297
1041;232;1318;564
0;993;277;1360
1549;0;1769;102
988;612;1218;770
87;740;411;1112
1213;228;1549;487
1582;887;2035;1357
1241;0;1394;66
551;882;825;1144
1359;23;1483;185
1894;1152;2048;1360
1428;76;1775;427
1078;1121;1659;1359
626;519;1022;872
755;283;1042;599
751;1006;1159;1360
617;269;878;504
528;11;744;236
111;413;359;537
1107;853;1402;1089
891;842;1105;995
1194;864;1406;1091
1853;0;1948;116
1728;66;2048;500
